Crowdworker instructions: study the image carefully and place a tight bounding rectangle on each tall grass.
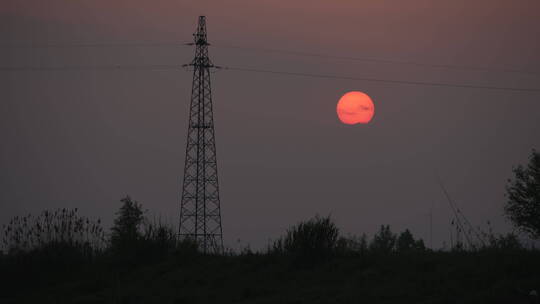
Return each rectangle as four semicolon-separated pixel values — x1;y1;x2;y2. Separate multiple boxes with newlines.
1;208;106;256
271;215;339;262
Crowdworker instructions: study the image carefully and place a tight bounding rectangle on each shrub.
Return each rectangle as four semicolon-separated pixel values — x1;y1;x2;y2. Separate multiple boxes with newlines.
396;229;426;252
140;220;178;258
273;215;339;260
485;233;523;251
109;196;199;261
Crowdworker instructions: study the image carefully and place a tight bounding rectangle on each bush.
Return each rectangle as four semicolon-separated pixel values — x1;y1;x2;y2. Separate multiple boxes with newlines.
139;220;178;258
272;215;339;261
396;229;426;252
485;233;523;251
109;196;199;261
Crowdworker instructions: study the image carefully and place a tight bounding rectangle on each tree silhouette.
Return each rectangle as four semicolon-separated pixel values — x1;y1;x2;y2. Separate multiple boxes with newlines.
111;196;145;251
370;225;396;253
505;150;540;239
396;229;425;252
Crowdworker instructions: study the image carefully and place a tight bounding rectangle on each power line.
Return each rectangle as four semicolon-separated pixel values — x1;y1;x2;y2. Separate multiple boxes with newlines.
0;42;187;48
2;64;540;93
2;41;538;76
223;66;540;93
214;43;540;77
0;64;179;71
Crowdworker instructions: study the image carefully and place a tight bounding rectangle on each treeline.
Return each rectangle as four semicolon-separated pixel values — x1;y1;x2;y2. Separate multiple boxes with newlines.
0;196;527;265
0;196;538;304
270;217;426;259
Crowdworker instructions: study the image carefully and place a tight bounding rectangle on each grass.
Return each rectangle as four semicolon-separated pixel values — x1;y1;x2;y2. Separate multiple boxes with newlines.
1;248;539;304
1;209;538;304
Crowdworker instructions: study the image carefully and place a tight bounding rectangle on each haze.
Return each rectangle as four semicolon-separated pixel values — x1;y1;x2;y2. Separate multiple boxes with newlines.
2;0;540;250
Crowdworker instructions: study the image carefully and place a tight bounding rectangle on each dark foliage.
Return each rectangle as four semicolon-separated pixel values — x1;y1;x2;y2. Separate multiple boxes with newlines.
139;221;178;259
1;204;538;303
397;229;426;252
110;196;145;253
1;242;538;304
271;215;339;262
369;224;397;253
505;149;540;239
336;233;369;256
1;208;105;256
107;196;203;264
485;233;523;251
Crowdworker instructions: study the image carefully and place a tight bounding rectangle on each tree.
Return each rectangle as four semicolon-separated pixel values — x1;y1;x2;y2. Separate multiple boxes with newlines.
505;150;540;239
396;229;426;252
336;233;368;256
110;196;145;251
370;225;396;253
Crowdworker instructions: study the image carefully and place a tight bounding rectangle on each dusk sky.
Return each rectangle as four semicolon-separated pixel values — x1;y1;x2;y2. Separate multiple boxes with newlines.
2;0;540;250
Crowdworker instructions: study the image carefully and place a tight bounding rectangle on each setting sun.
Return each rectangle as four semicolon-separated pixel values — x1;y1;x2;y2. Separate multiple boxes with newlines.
336;91;375;125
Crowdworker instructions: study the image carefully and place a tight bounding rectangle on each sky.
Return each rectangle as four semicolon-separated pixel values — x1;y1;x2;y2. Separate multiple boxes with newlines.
2;0;540;250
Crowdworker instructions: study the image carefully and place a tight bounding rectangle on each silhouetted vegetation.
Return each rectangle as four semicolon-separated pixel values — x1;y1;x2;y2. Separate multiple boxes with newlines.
505;149;540;239
1;198;539;303
108;196;198;264
369;224;397;253
110;196;145;253
271;215;339;262
485;232;523;251
1;208;105;257
397;228;426;252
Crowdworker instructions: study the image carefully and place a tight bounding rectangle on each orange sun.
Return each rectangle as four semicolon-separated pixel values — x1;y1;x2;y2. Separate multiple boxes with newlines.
336;91;375;125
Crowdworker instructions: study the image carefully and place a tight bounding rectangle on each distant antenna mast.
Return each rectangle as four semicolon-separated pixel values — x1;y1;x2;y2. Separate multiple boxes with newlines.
179;16;224;254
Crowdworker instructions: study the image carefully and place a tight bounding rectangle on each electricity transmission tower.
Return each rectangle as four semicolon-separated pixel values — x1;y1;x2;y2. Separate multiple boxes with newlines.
179;16;223;254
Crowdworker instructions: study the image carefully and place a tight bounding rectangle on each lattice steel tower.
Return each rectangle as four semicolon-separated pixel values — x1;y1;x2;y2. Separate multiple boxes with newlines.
179;16;223;254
